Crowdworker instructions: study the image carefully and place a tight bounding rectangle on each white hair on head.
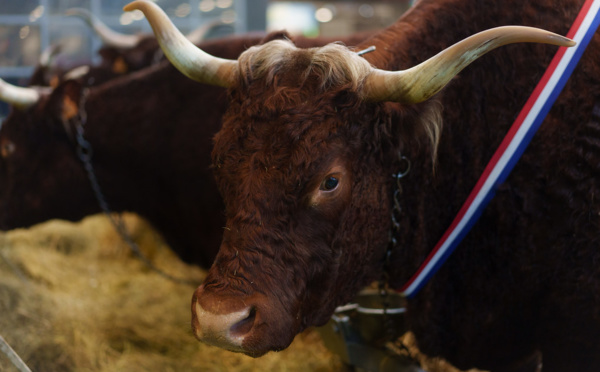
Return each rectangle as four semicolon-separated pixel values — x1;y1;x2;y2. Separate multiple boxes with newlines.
237;39;373;91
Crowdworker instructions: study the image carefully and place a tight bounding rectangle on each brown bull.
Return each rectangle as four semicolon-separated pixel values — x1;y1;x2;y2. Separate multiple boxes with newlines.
129;0;600;370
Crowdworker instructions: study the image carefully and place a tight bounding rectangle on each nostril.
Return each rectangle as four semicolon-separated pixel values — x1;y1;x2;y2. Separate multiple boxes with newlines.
229;307;256;337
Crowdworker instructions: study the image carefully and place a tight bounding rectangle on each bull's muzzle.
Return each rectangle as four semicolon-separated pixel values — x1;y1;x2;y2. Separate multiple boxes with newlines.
191;284;260;355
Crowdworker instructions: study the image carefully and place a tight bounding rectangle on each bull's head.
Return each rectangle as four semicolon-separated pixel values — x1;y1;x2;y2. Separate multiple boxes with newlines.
125;0;575;357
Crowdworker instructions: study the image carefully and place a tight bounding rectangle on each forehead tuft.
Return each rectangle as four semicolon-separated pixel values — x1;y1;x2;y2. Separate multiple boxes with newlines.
237;39;373;92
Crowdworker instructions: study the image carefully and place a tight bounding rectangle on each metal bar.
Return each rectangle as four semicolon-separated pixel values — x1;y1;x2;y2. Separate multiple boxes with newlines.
0;334;32;372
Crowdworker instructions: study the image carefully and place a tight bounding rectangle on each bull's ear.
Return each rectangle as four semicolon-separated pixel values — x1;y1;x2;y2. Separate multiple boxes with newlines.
47;80;84;138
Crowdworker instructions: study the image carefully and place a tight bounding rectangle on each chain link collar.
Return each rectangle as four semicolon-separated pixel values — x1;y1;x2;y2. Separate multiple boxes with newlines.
379;153;411;338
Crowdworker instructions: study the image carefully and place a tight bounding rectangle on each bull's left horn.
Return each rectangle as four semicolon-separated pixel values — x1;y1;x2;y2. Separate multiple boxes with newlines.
123;0;237;87
66;8;141;49
0;78;40;109
363;26;576;103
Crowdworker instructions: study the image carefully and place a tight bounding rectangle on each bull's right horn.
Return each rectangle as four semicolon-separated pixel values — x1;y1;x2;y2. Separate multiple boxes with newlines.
66;8;141;49
0;79;40;110
123;0;237;87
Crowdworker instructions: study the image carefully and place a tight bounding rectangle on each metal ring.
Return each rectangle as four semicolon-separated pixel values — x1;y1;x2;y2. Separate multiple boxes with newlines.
356;306;406;315
334;303;359;313
393;155;411;179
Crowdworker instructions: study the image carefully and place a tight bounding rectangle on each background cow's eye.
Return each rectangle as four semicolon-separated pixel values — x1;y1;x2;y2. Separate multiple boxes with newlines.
320;176;339;191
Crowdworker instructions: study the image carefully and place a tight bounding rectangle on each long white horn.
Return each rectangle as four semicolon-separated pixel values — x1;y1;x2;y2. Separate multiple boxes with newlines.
66;8;141;49
363;26;576;103
123;0;237;87
0;79;40;110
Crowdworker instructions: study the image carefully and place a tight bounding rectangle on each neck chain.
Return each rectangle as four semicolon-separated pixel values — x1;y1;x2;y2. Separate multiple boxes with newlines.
379;153;411;337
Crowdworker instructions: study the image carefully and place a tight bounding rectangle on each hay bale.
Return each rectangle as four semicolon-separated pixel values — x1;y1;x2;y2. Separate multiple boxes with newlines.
0;214;342;372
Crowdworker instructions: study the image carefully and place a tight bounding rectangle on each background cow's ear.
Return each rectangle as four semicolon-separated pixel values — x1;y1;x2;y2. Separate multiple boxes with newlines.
260;30;292;44
46;80;84;138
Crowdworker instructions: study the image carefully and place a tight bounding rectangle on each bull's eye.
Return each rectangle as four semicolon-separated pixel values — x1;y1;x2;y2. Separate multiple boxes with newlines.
320;175;339;191
1;141;15;158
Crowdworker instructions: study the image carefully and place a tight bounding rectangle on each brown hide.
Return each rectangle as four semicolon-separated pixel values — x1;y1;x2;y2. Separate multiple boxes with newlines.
0;32;373;268
166;0;600;370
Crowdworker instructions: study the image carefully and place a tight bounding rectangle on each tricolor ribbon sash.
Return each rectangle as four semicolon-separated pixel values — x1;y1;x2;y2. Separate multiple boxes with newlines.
400;0;600;298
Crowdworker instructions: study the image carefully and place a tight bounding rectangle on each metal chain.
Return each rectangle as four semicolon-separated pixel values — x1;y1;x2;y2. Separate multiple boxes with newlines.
380;153;411;342
390;154;411;249
73;89;197;285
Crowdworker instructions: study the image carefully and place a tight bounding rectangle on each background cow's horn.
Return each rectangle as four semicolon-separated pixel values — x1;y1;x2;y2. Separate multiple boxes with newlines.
123;0;236;88
363;26;576;103
39;43;63;67
66;8;141;49
0;79;40;109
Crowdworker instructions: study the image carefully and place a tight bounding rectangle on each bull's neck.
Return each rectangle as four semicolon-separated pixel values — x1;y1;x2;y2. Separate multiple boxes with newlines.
80;87;161;216
376;0;582;288
77;66;223;267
